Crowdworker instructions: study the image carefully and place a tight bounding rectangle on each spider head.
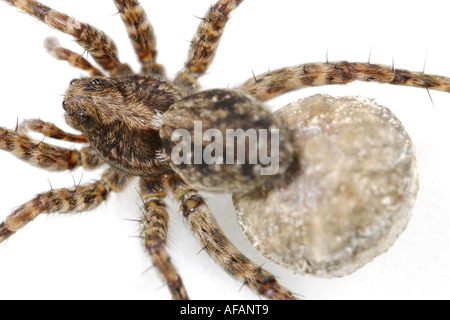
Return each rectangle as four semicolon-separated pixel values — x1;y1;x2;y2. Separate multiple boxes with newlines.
62;77;115;132
63;76;185;134
62;75;185;176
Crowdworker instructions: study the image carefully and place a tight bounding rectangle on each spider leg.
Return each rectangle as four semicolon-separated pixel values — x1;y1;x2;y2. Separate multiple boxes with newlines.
113;0;165;76
0;168;133;243
167;175;296;300
239;61;450;101
44;37;104;77
0;127;102;171
21;118;88;143
3;0;131;76
175;0;244;91
139;177;189;300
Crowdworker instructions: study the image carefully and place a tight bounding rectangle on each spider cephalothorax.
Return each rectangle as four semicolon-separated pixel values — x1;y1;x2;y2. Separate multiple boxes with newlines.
63;75;185;176
0;0;449;300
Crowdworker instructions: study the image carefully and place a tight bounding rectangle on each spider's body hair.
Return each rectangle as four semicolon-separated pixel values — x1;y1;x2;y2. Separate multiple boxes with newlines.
64;75;185;177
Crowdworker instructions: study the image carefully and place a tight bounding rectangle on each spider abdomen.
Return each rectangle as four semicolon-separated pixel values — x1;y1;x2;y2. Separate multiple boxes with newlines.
160;89;294;192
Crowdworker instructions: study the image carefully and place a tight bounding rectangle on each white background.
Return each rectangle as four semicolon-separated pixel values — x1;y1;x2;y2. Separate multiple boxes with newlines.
0;0;449;300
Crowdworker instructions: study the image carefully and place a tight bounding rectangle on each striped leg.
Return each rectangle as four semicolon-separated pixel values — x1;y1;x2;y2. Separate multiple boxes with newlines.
21;118;88;143
20;119;88;143
113;0;165;76
44;37;104;76
168;175;296;300
139;177;188;300
175;0;244;91
0;168;133;243
239;61;450;101
0;127;102;171
3;0;131;76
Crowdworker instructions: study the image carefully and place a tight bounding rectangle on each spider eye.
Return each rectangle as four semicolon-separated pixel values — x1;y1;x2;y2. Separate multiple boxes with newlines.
86;79;102;91
79;112;90;123
70;79;77;86
62;100;67;111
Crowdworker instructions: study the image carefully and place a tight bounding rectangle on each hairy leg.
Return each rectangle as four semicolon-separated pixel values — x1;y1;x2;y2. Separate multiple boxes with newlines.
240;61;450;101
0;127;102;170
139;177;188;300
113;0;165;76
3;0;131;76
0;168;133;243
167;175;296;300
44;37;104;76
21;118;88;143
175;0;244;91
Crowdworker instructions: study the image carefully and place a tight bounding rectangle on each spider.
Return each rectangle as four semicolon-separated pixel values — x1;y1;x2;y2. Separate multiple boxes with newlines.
0;0;449;300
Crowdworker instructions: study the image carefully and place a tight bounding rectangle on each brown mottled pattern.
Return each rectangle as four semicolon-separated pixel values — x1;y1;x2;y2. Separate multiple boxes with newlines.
80;146;104;170
102;167;134;192
0;127;81;170
0;127;103;171
113;0;164;75
0;168;133;243
240;61;450;101
63;75;184;177
139;177;189;300
175;0;243;89
22;119;88;143
168;175;296;300
160;88;294;193
3;0;131;76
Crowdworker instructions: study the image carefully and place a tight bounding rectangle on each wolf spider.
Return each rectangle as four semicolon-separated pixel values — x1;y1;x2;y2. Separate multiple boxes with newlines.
0;0;449;300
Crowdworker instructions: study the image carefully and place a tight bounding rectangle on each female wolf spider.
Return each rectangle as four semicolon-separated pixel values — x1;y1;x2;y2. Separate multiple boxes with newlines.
0;0;449;299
